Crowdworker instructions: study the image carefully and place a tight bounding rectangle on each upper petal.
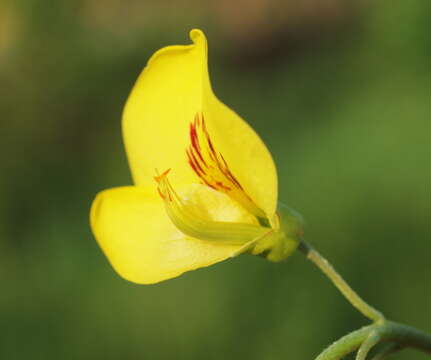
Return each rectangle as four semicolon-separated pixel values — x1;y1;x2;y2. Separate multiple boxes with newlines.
90;186;251;284
123;29;278;218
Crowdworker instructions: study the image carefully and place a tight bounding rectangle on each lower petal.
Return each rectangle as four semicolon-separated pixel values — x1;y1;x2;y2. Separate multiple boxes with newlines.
90;186;244;284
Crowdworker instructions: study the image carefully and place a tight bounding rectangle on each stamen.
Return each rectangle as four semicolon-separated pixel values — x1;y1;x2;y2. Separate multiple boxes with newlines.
155;169;270;245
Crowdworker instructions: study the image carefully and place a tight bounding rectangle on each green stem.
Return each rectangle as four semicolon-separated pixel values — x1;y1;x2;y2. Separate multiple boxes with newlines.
315;325;374;360
315;321;431;360
298;239;431;359
298;240;384;322
383;321;431;354
356;331;381;360
369;342;403;360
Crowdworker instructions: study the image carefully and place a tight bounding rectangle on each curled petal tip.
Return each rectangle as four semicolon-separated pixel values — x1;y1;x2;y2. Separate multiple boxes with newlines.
189;29;206;45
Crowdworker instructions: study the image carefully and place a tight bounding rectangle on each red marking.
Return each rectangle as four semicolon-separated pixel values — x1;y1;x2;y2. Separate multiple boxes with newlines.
189;148;205;172
185;112;253;204
219;153;243;189
187;150;205;176
201;117;217;158
216;181;231;191
202;179;217;190
189;122;206;165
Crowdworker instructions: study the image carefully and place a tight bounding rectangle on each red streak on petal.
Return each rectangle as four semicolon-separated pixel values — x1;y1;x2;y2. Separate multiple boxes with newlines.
186;149;205;176
201;176;217;190
190;123;207;166
185;112;256;204
219;153;243;189
216;181;231;191
187;151;204;177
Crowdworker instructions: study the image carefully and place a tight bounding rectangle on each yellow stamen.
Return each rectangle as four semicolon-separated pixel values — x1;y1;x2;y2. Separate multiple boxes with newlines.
155;169;270;245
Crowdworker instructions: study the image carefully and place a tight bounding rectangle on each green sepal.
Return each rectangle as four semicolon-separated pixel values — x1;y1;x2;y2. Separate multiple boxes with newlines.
248;203;304;262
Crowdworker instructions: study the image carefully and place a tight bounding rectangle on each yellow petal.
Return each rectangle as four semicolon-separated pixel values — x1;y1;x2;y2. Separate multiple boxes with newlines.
90;185;256;284
123;29;278;218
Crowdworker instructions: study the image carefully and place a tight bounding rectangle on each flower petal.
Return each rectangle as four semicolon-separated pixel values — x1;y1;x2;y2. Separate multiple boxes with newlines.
90;186;250;284
123;29;278;218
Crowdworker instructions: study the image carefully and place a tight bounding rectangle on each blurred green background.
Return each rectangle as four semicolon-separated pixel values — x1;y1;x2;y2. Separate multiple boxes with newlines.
1;1;430;359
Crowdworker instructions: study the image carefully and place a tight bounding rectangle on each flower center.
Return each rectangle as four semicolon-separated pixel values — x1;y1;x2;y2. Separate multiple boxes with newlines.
186;113;266;220
154;169;271;245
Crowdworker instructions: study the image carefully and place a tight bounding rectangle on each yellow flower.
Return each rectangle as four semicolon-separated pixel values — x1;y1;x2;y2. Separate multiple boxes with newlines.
90;29;302;284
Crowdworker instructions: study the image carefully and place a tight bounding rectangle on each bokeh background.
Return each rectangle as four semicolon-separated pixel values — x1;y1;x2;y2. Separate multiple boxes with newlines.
1;1;430;359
